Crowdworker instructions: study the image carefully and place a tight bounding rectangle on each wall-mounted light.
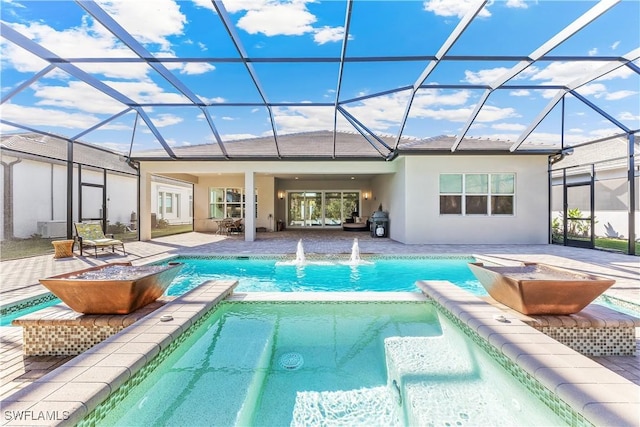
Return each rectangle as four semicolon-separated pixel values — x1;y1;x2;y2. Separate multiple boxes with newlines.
363;191;370;200
278;191;285;200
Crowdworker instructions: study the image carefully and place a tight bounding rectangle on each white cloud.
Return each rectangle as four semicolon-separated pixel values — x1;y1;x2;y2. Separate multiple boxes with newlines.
201;96;226;104
588;127;625;139
423;0;492;18
1;21;136;74
510;89;530;97
521;132;576;146
237;3;316;36
96;0;186;51
619;111;640;121
588;48;598;56
106;80;191;104
492;123;526;131
463;67;510;85
220;0;269;14
611;40;620;50
180;63;216;75
605;90;637;101
222;116;234;121
529;61;633;86
0;102;104;129
221;133;260;141
151;113;183;127
568;128;584;133
228;1;346;45
575;83;606;97
270;89;487;135
506;0;528;8
314;26;345;45
191;0;217;12
31;81;126;114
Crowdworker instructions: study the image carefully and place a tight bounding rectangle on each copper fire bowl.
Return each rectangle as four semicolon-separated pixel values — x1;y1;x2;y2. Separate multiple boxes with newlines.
468;262;615;315
39;262;183;314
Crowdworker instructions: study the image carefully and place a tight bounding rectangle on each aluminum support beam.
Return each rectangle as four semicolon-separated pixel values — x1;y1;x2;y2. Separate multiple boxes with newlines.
338;106;392;151
394;0;487;150
1;22;176;158
628;133;636;255
1;65;55;104
212;0;281;158
333;0;353;159
510;47;640;151
570;91;631;133
452;0;620;152
337;108;386;157
76;1;229;158
71;108;133;141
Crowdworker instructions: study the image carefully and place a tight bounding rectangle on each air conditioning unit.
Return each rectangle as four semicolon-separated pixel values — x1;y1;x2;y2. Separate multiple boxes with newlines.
37;221;67;238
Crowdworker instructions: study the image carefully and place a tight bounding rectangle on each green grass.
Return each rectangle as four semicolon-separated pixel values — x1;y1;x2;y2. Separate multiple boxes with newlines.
0;224;193;261
595;237;640;254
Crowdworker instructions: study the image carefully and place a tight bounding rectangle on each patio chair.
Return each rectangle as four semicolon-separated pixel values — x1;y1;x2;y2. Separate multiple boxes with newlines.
74;222;126;258
228;219;244;234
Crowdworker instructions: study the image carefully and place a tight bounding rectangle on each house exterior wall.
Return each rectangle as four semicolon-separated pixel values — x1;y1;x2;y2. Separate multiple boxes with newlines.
402;155;549;244
1;155;137;239
150;180;193;225
138;157;548;244
140;160;396;239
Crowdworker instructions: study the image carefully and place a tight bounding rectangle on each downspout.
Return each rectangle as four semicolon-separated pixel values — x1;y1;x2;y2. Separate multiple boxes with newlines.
628;133;636;255
548;152;566;244
1;157;22;239
50;163;54;220
126;158;141;242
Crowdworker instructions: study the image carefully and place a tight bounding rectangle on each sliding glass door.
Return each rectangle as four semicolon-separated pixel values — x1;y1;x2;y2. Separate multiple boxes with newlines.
287;191;360;228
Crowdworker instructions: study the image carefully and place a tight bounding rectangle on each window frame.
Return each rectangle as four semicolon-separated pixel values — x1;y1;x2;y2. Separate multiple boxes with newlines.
439;173;515;216
209;187;258;219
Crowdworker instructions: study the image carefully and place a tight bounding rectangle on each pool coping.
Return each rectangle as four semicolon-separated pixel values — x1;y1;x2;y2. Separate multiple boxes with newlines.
3;285;639;427
417;280;640;427
1;279;238;426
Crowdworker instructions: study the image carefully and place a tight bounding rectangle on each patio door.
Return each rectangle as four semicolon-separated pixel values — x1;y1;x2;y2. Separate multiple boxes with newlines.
562;174;595;249
288;192;322;227
79;166;107;231
287;191;360;228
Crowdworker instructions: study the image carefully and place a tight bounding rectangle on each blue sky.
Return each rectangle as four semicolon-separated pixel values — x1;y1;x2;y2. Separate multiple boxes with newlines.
1;0;638;156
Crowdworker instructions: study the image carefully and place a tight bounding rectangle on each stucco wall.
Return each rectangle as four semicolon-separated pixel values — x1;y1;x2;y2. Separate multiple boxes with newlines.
3;158;137;239
402;155;549;244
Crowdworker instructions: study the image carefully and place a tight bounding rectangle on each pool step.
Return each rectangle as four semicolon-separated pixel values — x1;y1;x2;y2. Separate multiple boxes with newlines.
384;331;481;426
290;386;401;427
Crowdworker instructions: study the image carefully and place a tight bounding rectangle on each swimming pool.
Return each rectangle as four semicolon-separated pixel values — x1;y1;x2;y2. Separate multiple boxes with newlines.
0;295;61;327
164;255;486;295
94;301;565;426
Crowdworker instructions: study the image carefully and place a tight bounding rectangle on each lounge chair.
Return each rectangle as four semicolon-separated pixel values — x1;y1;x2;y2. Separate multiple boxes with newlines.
74;222;126;257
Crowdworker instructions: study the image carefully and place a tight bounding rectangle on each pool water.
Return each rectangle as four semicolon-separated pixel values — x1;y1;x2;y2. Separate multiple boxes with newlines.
165;256;486;295
0;298;61;327
96;302;565;426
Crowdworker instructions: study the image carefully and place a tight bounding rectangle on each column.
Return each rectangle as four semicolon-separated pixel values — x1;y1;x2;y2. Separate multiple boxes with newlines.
244;171;255;242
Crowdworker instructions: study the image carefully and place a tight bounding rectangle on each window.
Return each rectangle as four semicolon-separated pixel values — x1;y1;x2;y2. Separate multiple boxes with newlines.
440;173;514;216
209;187;258;219
165;194;173;214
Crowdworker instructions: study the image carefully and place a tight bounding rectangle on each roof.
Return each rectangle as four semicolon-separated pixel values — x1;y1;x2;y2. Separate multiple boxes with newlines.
553;135;640;171
130;130;525;160
1;133;136;174
0;1;638;161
